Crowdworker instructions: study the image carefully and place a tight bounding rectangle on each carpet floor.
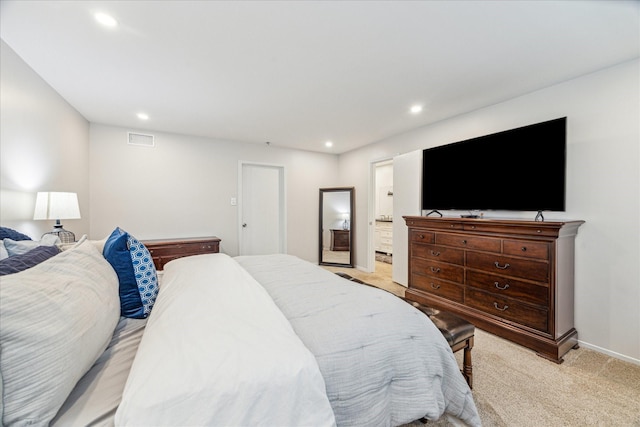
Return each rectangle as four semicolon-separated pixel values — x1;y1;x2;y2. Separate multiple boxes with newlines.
323;264;640;426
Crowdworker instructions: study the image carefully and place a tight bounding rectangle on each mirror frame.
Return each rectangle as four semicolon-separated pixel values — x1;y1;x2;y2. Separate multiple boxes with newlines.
319;187;355;267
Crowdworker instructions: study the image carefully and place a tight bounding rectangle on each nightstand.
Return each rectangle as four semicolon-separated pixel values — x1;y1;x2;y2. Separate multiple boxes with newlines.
330;229;350;251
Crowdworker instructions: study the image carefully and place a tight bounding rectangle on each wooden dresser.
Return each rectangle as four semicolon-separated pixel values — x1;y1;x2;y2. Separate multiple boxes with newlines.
143;236;221;270
330;229;350;251
404;216;583;363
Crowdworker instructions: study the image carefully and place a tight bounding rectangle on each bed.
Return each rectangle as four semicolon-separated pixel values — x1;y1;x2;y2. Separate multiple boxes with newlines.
0;227;480;427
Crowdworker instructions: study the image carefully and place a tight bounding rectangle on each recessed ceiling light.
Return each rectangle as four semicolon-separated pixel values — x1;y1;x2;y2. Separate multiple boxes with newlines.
95;12;118;28
137;113;149;120
410;105;423;114
325;141;333;148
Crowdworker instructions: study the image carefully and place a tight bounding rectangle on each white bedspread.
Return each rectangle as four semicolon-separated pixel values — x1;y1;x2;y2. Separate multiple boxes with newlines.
115;253;335;426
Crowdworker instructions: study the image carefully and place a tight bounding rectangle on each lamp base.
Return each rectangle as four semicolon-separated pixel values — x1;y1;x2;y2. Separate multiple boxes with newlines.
44;224;76;244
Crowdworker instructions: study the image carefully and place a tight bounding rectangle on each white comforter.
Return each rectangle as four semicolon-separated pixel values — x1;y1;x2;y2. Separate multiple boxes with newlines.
236;254;481;427
115;253;336;426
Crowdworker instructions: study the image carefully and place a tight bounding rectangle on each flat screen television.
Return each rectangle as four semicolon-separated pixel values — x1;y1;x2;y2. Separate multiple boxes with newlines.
421;117;566;213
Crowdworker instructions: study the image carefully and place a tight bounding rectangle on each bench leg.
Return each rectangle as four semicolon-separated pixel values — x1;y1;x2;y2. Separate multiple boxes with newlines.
462;336;473;389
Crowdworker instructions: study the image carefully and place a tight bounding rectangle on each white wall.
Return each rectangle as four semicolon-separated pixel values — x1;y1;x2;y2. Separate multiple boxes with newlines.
339;59;640;363
0;40;90;239
89;124;339;262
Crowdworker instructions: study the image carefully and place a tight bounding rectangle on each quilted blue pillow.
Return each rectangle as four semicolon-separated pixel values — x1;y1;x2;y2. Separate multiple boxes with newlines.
0;227;32;241
102;228;158;318
0;245;60;276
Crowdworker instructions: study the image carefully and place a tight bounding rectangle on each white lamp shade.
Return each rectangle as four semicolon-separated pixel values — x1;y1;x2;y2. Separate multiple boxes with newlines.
33;192;81;220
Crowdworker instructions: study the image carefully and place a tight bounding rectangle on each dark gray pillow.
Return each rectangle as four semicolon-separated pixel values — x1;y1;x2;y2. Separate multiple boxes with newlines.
0;245;60;276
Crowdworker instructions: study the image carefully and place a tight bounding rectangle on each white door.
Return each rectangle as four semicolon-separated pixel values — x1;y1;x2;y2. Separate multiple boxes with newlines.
239;163;286;255
392;150;422;285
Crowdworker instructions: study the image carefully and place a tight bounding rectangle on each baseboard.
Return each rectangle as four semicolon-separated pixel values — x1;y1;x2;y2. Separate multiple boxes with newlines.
578;340;640;366
355;264;369;273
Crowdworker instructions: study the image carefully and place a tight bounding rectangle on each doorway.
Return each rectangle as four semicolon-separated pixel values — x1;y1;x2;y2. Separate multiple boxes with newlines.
238;162;286;255
371;159;393;279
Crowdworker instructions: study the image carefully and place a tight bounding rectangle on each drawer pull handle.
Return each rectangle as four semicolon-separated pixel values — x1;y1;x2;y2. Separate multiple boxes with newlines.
430;250;440;256
430;267;441;273
494;281;510;290
418;234;425;239
521;247;527;252
462;240;467;245
431;283;440;290
494;261;510;270
493;302;509;311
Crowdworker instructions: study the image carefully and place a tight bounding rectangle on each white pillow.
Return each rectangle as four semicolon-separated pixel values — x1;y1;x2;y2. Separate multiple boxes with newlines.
3;234;60;256
0;240;120;426
89;235;108;254
0;240;8;260
57;234;109;254
56;234;89;252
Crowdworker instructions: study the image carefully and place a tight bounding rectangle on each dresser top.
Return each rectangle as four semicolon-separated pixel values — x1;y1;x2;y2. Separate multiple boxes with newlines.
142;236;220;245
403;216;584;238
403;216;583;227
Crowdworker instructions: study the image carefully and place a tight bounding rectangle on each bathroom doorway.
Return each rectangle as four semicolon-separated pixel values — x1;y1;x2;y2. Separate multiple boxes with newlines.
373;159;393;279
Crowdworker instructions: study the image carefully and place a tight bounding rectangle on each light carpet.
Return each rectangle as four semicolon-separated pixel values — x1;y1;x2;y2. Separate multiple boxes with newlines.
324;264;640;426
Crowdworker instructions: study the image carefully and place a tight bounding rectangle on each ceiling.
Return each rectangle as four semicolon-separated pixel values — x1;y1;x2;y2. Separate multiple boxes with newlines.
1;1;638;154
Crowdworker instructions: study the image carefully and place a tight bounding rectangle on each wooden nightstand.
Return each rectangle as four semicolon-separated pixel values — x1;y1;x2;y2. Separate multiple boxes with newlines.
143;237;221;270
330;229;350;251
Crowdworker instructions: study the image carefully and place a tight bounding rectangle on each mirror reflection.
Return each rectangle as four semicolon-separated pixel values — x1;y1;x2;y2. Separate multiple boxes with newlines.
319;187;354;267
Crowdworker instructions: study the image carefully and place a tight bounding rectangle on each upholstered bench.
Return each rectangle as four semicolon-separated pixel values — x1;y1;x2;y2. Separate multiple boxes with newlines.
335;272;474;388
401;299;474;388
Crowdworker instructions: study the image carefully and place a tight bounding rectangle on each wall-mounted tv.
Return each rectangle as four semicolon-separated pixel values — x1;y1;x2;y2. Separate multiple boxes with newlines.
421;117;566;213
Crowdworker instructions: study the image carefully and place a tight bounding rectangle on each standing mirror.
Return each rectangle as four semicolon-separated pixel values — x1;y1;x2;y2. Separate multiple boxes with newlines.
319;187;355;267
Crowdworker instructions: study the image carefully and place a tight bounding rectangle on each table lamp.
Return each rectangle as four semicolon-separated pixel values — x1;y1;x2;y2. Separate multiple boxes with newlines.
33;192;81;243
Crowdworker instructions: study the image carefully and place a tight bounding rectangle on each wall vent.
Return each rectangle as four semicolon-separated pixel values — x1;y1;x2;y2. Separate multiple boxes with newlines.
127;132;155;147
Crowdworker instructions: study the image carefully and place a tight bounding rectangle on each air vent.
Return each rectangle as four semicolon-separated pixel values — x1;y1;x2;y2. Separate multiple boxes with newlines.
127;132;155;147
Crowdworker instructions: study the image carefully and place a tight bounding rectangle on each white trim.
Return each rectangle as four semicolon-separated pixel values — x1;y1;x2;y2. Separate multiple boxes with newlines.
578;340;640;366
238;161;287;255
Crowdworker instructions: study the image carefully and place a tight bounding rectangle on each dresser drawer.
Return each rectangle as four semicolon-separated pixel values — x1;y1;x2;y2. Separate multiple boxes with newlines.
503;240;549;260
412;243;464;265
411;274;464;303
465;288;548;333
435;233;501;252
380;230;393;239
412;258;464;284
380;237;392;245
466;251;549;282
379;245;393;254
410;230;434;243
466;270;548;306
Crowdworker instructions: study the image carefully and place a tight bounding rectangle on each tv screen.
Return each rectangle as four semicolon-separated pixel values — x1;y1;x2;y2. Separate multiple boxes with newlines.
422;117;566;212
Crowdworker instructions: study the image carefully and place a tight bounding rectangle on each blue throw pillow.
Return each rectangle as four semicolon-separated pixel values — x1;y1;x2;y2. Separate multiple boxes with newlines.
102;228;158;318
0;245;60;276
0;227;32;241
